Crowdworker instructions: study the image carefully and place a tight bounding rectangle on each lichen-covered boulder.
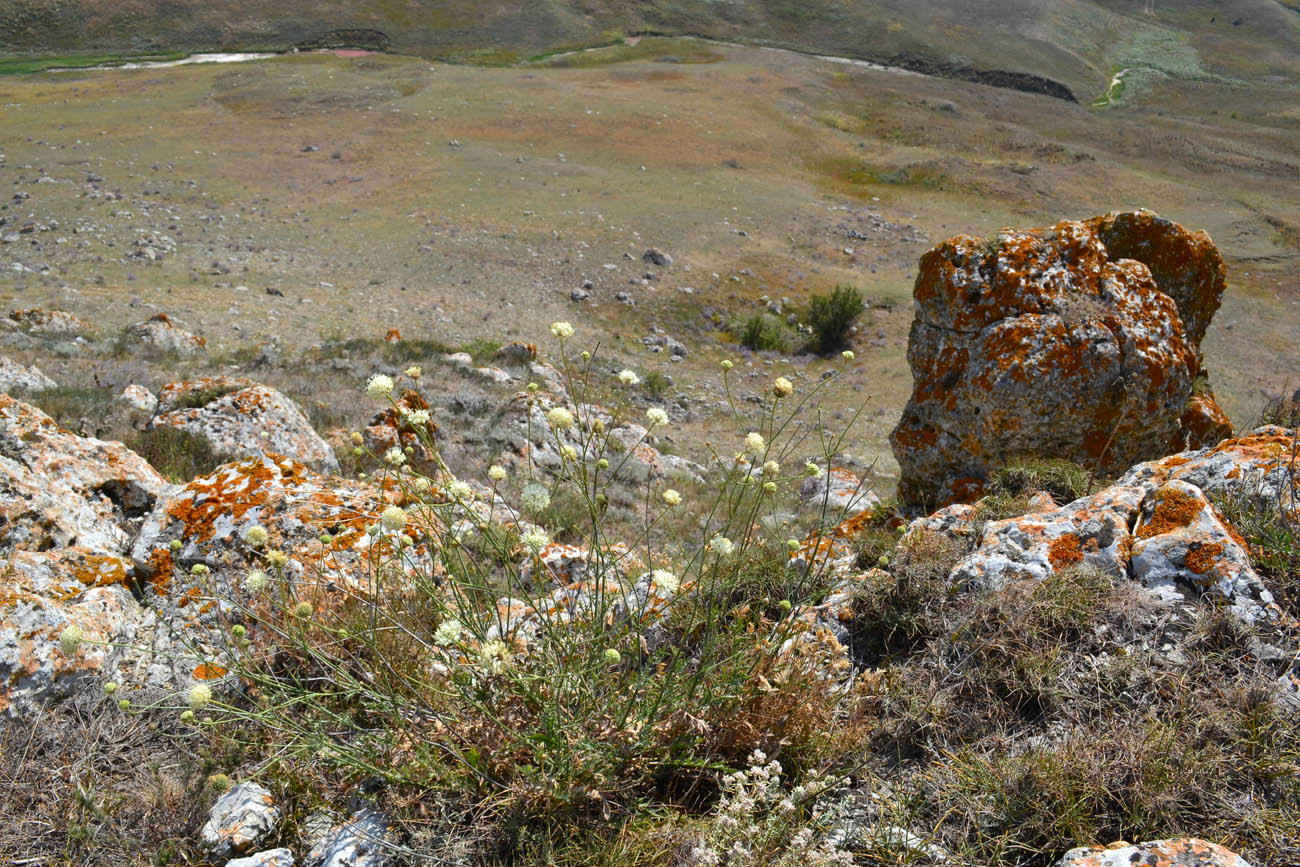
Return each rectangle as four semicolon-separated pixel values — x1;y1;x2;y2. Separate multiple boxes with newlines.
153;377;338;472
1131;480;1276;623
111;383;159;430
891;210;1232;507
0;355;57;392
201;782;282;858
0;548;146;715
0;395;169;555
226;849;296;867
947;427;1296;625
1056;838;1252;867
800;467;879;514
8;307;88;337
127;313;206;354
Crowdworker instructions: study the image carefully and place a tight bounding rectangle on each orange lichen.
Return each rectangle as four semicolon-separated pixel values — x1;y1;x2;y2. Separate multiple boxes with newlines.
1137;486;1202;539
1183;540;1226;575
1048;533;1084;568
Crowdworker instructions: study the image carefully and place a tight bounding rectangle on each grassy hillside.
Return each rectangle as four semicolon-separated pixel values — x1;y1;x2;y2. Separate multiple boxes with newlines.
2;0;1299;101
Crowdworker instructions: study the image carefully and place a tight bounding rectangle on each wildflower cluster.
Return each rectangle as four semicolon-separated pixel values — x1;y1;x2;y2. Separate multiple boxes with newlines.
688;751;851;867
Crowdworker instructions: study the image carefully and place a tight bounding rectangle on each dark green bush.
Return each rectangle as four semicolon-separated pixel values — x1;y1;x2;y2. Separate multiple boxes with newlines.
739;314;787;352
804;285;864;355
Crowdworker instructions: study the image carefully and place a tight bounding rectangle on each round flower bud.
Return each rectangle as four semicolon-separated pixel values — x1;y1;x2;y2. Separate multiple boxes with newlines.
721;359;734;370
244;525;269;548
231;625;246;639
58;625;84;656
103;681;118;695
180;710;195;724
293;601;314;618
169;539;182;552
603;648;621;665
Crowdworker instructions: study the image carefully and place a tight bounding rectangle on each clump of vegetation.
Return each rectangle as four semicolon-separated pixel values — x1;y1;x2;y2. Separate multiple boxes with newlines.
739;313;788;353
804;286;864;355
168;382;241;411
124;426;222;482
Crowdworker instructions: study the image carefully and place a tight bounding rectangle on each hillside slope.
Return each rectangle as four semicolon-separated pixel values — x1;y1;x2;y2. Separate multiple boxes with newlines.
3;0;1299;100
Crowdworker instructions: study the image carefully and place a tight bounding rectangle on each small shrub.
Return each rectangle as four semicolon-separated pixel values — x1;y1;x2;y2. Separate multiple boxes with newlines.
169;383;241;411
459;338;503;362
804;286;864;355
643;370;672;399
125;426;222;481
990;457;1093;505
739;314;788;353
1257;390;1300;429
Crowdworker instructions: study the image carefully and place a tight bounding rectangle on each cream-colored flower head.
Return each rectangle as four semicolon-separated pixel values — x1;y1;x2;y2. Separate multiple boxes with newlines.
58;625;84;656
661;488;682;507
488;465;507;482
402;407;431;425
841;350;855;360
479;639;511;674
244;569;269;592
365;373;394;399
550;321;575;339
433;618;463;647
187;683;212;710
521;483;550;512
244;525;269;548
448;480;473;501
650;569;679;595
646;407;668;427
523;528;550;553
773;376;793;398
618;369;640;386
708;535;735;557
546;407;574;430
763;460;780;476
385;446;406;465
404;365;422;379
744;432;766;456
380;505;407;531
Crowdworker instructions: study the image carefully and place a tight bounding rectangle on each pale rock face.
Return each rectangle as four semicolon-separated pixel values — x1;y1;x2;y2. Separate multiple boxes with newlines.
0;355;57;391
0;397;172;715
1130;480;1275;623
225;849;296;867
800;467;880;514
8;307;88;337
127;313;206;355
201;782;282;858
891;210;1233;508
304;808;396;867
1056;838;1252;867
153;377;339;472
0;395;169;556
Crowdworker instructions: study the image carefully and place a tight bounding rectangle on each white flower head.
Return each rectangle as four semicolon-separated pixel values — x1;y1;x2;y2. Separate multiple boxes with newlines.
404;365;422;379
433;618;462;647
546;407;574;430
650;569;679;595
385;446;406;465
488;465;507;482
744;431;766;456
244;525;269;548
448;480;473;501
841;350;855;360
708;535;736;557
661;488;681;507
560;444;578;461
244;569;269;592
550;321;575;340
522;528;550;553
773;376;793;398
365;373;394;400
763;459;780;476
479;639;511;674
521;482;550;513
380;505;408;532
187;683;213;710
618;369;640;386
646;407;669;427
402;407;431;426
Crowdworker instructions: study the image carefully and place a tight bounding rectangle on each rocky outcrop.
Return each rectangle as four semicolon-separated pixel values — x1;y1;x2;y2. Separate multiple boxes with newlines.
8;307;88;337
362;388;439;471
938;427;1296;625
0;396;170;714
891;210;1233;508
153;377;339;472
127;313;206;355
0;355;57;392
1056;838;1252;867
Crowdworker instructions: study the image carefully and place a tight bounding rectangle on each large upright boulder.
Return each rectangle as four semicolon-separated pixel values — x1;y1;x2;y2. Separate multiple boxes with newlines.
891;210;1233;507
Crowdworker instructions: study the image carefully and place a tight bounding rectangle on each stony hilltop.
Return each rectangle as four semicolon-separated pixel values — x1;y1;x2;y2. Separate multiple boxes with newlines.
1;209;1298;866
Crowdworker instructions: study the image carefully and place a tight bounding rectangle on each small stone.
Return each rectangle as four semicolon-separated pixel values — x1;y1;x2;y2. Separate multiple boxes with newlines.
642;248;672;267
1055;838;1252;867
304;808;396;867
226;848;295;867
201;782;282;857
569;288;590;302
